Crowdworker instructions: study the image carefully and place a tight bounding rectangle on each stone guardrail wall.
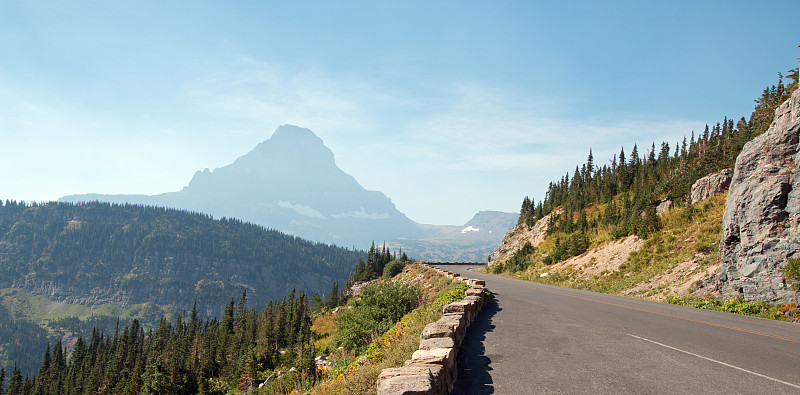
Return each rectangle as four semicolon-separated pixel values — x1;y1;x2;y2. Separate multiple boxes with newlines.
376;263;487;394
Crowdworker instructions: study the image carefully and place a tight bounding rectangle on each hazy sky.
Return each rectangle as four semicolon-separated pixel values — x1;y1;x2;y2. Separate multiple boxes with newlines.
2;1;798;225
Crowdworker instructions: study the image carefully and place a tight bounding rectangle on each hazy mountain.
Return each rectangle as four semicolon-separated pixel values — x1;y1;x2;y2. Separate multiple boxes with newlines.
387;211;518;262
61;125;423;248
61;125;516;260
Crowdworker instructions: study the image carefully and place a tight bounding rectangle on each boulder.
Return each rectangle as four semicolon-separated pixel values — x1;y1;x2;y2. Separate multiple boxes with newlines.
465;287;484;297
437;314;467;345
405;348;458;392
443;301;470;315
717;88;800;303
691;169;732;204
656;199;672;216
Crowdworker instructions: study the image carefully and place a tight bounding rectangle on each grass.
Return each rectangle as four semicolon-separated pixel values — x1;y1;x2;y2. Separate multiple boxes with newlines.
0;287;174;332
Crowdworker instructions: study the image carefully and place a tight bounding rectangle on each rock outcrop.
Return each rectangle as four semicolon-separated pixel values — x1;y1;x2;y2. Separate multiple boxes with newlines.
487;209;562;265
717;88;800;303
691;169;732;204
656;199;673;216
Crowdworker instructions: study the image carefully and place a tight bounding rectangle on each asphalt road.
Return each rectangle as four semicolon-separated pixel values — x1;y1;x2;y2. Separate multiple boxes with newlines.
437;265;800;394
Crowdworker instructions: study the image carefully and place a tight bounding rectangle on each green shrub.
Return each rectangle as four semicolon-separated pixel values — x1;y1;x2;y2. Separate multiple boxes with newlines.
783;258;800;291
437;283;469;305
333;282;422;354
382;260;406;279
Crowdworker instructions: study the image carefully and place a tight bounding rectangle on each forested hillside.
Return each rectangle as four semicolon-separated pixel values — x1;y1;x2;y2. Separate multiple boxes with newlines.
0;201;363;314
492;69;798;283
0;200;364;376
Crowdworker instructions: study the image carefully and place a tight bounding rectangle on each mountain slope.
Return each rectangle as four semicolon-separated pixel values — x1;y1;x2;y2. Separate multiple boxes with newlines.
0;200;363;317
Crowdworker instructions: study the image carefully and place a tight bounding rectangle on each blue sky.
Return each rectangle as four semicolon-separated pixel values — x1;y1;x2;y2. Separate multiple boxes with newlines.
1;1;798;225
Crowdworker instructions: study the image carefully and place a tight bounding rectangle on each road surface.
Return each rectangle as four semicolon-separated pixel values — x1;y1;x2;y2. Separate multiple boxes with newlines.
437;265;800;394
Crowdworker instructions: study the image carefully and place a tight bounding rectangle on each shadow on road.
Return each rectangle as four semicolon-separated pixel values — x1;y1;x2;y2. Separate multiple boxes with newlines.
452;292;501;394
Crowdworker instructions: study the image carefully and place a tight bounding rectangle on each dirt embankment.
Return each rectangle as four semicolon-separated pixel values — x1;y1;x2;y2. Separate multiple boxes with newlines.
546;235;644;276
532;235;718;302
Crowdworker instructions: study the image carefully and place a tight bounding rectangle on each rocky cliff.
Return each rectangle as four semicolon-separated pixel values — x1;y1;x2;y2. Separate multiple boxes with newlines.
716;88;800;303
488;209;562;265
691;168;732;204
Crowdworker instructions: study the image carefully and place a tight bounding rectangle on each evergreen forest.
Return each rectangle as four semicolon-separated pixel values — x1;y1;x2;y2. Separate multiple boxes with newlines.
0;289;324;394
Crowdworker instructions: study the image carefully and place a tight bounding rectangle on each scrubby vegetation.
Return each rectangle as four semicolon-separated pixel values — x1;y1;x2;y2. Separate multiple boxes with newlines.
332;282;422;355
666;296;787;320
507;194;724;296
783;258;800;291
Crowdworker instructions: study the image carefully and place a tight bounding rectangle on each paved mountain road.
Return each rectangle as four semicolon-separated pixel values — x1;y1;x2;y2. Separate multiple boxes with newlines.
438;265;800;394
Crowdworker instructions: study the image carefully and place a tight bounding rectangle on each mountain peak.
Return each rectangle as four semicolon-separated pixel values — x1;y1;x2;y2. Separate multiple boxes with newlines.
270;124;324;145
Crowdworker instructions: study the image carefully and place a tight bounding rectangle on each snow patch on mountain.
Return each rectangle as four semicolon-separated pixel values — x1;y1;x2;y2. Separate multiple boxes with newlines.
331;207;391;220
278;201;326;219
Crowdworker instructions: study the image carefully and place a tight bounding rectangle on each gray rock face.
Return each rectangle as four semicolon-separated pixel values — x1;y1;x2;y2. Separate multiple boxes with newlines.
717;89;800;303
656;199;673;216
691;169;732;204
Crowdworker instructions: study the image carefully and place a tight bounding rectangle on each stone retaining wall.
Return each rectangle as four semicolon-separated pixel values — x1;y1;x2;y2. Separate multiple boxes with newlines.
376;264;487;395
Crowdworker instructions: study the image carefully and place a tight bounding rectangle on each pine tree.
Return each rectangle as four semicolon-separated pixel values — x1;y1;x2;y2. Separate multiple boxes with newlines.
6;365;20;395
327;282;339;309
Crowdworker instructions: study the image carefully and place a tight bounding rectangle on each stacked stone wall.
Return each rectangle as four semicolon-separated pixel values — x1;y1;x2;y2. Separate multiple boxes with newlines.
376;264;487;395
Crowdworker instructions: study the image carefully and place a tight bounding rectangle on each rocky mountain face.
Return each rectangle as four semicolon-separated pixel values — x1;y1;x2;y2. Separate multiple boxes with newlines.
691;168;732;204
488;208;561;265
61;125;423;249
716;88;800;303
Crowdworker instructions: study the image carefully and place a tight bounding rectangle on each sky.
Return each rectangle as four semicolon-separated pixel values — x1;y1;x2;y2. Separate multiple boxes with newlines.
1;1;799;226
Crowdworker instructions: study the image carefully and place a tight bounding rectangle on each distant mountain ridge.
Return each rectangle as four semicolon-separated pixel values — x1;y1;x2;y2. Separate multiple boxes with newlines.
61;125;515;260
61;125;423;249
387;210;518;262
